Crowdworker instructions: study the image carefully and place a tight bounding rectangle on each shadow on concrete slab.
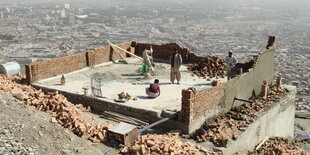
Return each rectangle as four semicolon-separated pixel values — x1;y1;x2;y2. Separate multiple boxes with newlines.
194;83;212;86
121;73;141;77
137;96;156;100
53;84;63;86
159;82;173;85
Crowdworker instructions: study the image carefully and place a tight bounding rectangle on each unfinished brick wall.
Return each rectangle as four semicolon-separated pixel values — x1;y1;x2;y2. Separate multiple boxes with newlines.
26;41;134;83
135;42;210;64
182;36;276;128
26;52;88;83
135;43;189;61
93;46;110;65
86;41;135;66
181;85;226;124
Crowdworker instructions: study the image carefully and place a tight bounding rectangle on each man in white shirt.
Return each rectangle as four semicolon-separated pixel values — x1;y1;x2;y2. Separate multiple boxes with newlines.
225;51;237;80
142;46;154;77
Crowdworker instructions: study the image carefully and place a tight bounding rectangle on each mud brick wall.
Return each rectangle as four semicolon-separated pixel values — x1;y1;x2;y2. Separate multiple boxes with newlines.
26;41;134;83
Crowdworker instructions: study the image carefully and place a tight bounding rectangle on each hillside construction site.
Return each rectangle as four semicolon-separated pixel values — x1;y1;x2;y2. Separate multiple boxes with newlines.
0;36;309;155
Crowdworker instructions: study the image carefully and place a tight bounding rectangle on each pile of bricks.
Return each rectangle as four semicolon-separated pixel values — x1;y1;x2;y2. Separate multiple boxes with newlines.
120;131;202;155
187;56;226;78
194;82;288;147
0;75;112;143
247;137;308;155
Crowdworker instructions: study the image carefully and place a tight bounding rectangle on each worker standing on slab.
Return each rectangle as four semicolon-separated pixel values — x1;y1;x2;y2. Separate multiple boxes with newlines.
225;51;237;80
146;79;160;98
141;46;154;77
170;48;183;84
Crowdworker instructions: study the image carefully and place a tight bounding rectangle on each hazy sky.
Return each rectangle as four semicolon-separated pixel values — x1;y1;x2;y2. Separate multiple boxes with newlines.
1;0;310;9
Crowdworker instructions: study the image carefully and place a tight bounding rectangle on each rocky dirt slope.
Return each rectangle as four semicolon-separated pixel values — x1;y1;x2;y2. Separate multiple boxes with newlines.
0;91;120;155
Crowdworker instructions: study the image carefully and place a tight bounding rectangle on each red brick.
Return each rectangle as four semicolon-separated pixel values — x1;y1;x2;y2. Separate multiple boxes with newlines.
146;140;155;147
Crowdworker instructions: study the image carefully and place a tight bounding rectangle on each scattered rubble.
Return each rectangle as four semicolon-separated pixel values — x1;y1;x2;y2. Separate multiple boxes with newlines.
0;126;38;155
194;83;289;147
120;131;209;155
0;91;110;154
0;75;113;143
187;56;226;78
132;81;140;85
118;92;137;101
247;137;308;155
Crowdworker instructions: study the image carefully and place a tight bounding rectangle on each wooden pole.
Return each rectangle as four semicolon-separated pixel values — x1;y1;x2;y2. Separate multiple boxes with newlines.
255;136;269;150
107;40;143;61
109;43;129;64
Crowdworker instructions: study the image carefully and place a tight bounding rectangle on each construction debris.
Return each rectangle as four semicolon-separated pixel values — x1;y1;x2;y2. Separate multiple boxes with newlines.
187;56;226;78
132;81;140;85
194;82;289;147
118;92;136;102
120;131;204;155
247;137;308;155
0;75;112;143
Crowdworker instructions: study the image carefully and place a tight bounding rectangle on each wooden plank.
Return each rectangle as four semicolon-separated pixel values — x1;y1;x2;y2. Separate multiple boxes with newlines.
104;111;149;126
110;43;129;64
102;113;145;126
101;115;143;127
295;112;310;119
107;40;143;61
255;136;269;150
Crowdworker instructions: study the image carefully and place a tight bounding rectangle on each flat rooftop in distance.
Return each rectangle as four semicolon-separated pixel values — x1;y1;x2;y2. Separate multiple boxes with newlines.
35;58;227;117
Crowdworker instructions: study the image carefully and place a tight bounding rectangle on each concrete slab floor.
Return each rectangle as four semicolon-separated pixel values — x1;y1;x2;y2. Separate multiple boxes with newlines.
36;59;227;114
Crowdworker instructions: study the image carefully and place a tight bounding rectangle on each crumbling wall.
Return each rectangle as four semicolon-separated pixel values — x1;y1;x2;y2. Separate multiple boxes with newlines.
181;37;276;133
25;41;134;83
218;85;296;154
224;48;275;108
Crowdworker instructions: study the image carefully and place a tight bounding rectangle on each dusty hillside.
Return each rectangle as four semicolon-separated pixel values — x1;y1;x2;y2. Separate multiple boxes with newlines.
0;92;119;155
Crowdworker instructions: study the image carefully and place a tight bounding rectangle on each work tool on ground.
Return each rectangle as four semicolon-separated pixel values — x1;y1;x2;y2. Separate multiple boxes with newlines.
230;97;254;109
234;97;254;103
102;148;112;154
